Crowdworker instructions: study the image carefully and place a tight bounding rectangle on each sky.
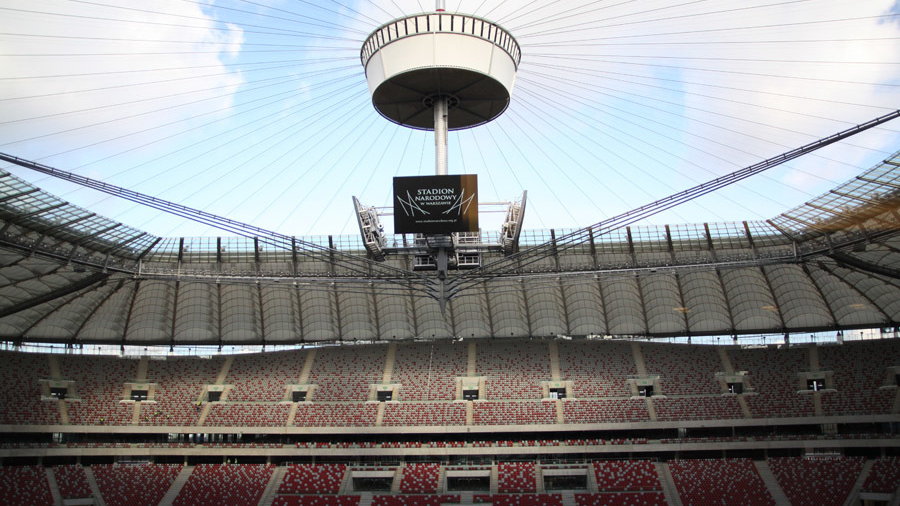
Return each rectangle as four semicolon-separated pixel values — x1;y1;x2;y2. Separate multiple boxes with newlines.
0;0;898;241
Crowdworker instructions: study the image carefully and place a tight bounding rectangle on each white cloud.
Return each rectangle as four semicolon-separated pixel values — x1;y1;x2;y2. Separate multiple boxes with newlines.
0;0;245;165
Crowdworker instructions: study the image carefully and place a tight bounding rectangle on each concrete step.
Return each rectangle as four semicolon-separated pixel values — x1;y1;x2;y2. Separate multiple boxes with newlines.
655;462;683;506
45;467;62;506
844;459;875;506
258;466;287;506
158;465;193;505
754;460;789;505
83;466;106;506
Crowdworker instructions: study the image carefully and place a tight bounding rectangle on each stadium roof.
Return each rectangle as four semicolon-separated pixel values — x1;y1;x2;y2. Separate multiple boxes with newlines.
1;1;899;345
0;151;897;345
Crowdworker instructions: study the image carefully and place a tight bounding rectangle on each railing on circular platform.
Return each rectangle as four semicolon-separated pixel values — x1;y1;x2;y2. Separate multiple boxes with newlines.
360;12;521;70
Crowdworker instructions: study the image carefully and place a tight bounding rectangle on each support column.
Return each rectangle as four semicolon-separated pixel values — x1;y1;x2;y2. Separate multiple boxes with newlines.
434;97;449;175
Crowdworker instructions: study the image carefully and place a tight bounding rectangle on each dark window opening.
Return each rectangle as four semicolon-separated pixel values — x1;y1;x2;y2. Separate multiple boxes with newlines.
807;379;824;392
463;389;479;401
50;387;67;400
549;387;567;400
544;474;587;490
377;390;393;402
895;373;900;387
130;390;148;402
292;391;306;402
728;382;743;394
352;477;392;492
639;385;654;397
207;391;222;402
447;476;490;491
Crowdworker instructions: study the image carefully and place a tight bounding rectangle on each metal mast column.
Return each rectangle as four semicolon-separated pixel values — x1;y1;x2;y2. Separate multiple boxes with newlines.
434;96;449;176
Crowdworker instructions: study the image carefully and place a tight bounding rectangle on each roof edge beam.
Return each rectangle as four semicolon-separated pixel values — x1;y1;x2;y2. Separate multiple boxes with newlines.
0;272;109;318
829;251;900;281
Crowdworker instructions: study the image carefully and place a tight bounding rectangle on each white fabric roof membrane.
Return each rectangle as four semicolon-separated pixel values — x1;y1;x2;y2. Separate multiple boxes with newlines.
0;152;897;344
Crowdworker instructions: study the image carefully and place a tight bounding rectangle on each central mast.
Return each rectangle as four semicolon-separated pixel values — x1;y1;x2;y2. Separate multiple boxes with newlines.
360;7;521;166
354;4;527;303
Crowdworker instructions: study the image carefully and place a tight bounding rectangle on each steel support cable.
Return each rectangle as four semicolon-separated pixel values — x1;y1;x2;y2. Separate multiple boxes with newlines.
510;87;752;220
129;91;371;233
511;0;712;33
494;0;547;25
36;79;362;200
450;109;900;291
0;153;424;284
478;0;511;21
511;0;732;32
525;52;900;66
490;120;581;225
236;97;379;223
301;121;401;233
366;0;401;22
4;48;360;58
235;0;374;32
523;36;900;48
0;57;354;82
227;95;377;223
512;83;720;217
533;69;889;173
523;63;900;136
388;0;408;19
528;37;900;48
526;54;900;88
0;63;358;126
517;12;898;40
225;0;366;34
502;107;608;216
0;57;353;108
471;1;490;18
172;0;367;34
325;0;382;27
1;85;304;163
0;5;348;41
4;71;361;159
514;80;876;201
518;73;847;189
0;31;361;49
497;0;591;28
522;60;894;111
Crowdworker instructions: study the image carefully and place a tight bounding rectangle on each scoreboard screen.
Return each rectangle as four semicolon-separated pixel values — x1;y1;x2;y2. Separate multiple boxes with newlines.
393;174;478;234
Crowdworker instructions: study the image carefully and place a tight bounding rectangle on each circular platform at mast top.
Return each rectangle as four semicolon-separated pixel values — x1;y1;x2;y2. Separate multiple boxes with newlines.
361;12;521;131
